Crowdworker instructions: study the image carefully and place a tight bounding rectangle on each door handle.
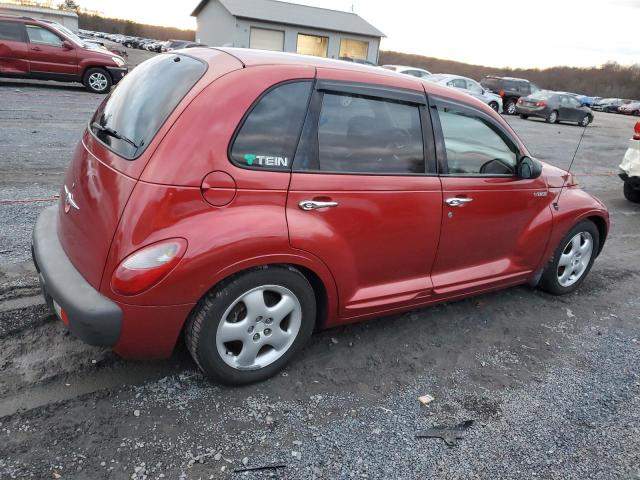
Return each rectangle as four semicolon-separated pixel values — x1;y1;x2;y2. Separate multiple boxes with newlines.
445;197;473;207
298;200;338;211
31;46;42;51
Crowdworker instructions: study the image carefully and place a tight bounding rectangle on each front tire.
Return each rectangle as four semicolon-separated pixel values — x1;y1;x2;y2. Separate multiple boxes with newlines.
83;67;112;94
185;266;316;385
546;110;559;123
579;115;591;127
519;114;529;119
624;180;640;203
538;220;599;295
489;101;499;112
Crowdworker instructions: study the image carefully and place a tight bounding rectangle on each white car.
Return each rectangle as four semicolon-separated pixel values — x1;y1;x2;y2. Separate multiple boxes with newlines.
426;74;503;113
382;65;432;79
620;120;640;203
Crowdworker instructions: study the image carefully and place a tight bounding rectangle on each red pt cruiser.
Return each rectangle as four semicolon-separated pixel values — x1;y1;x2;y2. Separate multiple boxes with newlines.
32;48;609;384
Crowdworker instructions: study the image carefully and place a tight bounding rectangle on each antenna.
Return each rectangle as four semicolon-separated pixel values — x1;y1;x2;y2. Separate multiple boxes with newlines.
552;120;589;211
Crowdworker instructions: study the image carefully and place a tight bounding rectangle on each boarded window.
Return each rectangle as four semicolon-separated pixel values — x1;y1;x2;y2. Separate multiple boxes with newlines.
249;27;284;51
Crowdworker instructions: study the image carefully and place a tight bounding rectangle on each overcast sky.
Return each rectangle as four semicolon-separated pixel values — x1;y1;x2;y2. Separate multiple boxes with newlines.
68;0;639;69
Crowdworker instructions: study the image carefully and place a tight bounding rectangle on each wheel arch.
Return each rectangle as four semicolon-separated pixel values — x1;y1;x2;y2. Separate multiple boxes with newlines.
586;214;608;256
184;256;338;335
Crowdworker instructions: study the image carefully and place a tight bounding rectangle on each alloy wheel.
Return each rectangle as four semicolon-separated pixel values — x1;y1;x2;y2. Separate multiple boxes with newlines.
88;72;108;92
507;102;516;114
216;285;302;370
556;232;593;287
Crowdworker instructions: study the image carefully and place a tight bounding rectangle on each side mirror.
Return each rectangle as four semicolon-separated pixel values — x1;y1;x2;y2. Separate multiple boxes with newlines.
62;40;73;50
517;156;543;179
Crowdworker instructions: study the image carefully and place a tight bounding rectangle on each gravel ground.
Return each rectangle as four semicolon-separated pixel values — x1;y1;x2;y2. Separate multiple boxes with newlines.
0;68;639;479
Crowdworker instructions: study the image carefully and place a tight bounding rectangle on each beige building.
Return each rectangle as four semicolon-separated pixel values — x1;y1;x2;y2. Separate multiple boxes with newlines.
191;0;384;64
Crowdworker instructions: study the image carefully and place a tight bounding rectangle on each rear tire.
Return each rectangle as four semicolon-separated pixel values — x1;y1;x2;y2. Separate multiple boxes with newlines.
538;220;599;295
505;99;517;115
546;110;559;123
624;180;640;203
185;266;316;385
82;67;112;94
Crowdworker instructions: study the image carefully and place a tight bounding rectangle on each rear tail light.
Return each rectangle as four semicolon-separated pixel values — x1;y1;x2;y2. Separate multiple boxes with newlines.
536;101;546;107
634;121;640;140
111;239;187;296
499;89;505;97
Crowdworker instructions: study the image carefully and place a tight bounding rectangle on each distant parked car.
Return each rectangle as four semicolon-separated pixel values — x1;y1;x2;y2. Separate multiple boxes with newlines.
618;101;640;116
0;15;127;93
516;91;593;126
576;95;600;107
592;98;625;113
381;65;431;79
619;121;640;203
480;76;541;115
426;73;503;112
162;39;206;52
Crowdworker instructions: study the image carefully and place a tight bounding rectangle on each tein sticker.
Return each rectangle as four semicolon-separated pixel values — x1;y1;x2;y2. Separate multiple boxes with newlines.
244;154;288;167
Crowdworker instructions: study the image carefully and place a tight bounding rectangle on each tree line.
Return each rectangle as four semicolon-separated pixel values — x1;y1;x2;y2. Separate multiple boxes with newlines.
379;51;640;100
78;13;195;41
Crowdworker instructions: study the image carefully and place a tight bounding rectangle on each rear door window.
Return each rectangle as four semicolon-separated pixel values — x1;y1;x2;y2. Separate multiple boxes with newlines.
90;54;206;160
230;81;312;170
0;21;26;42
306;93;424;174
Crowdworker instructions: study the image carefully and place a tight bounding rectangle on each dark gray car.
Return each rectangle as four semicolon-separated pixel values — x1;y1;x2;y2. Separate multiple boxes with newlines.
516;91;593;126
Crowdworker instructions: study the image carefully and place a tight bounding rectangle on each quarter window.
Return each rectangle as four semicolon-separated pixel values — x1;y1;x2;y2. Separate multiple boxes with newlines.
310;93;424;174
230;81;312;170
0;21;25;42
437;104;518;176
26;25;63;46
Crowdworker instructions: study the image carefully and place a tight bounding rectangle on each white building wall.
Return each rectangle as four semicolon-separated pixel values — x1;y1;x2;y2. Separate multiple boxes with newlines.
195;0;237;46
0;4;78;31
234;18;379;64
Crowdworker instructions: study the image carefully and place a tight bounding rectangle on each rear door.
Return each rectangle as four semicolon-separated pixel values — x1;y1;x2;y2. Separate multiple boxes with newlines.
0;19;29;75
24;24;77;76
429;97;551;295
286;79;443;320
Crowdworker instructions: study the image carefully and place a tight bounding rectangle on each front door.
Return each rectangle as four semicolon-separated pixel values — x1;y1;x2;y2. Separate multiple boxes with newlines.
0;20;29;75
429;98;552;295
25;24;77;76
287;81;443;320
559;95;583;122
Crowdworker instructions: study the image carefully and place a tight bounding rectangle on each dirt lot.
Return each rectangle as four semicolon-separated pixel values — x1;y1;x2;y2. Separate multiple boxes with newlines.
1;69;639;479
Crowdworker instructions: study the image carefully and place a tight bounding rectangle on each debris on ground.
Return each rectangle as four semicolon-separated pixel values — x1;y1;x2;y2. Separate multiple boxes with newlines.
233;463;286;473
418;394;434;406
415;420;475;446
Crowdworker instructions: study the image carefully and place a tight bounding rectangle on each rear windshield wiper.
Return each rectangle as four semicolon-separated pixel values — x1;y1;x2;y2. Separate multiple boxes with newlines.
91;122;141;150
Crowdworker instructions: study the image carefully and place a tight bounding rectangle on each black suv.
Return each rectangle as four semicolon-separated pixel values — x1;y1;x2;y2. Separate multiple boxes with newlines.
480;76;541;115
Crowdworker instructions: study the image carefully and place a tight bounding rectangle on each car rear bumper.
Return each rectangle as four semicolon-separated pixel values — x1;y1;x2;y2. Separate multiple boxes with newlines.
106;66;128;84
515;105;548;118
32;205;122;347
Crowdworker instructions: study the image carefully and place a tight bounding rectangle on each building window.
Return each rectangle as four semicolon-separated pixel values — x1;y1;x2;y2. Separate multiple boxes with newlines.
339;38;368;60
296;33;328;57
249;27;284;51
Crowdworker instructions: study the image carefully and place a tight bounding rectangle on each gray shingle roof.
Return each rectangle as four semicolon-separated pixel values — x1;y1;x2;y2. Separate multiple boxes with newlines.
191;0;384;38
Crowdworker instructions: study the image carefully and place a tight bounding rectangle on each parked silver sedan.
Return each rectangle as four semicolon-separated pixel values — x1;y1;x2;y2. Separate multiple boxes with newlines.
427;74;503;112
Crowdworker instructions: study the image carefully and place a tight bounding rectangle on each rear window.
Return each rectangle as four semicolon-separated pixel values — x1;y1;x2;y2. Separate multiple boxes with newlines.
0;21;26;42
480;77;499;90
90;54;206;159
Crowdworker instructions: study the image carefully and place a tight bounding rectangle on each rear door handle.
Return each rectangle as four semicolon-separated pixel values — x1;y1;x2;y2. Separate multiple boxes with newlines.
298;200;338;211
445;197;473;207
31;46;42;51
